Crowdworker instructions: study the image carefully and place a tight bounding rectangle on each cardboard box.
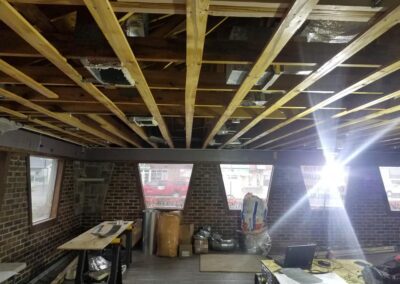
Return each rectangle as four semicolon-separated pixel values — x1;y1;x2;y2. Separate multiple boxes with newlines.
194;239;208;254
179;244;193;257
179;224;194;244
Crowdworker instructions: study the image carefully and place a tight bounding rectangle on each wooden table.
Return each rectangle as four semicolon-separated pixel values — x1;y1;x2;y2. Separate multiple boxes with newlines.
0;263;26;283
261;258;366;283
59;221;133;284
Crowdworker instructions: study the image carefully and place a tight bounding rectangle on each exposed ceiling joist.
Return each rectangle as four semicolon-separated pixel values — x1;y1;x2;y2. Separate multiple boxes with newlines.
2;30;397;68
246;60;400;148
12;3;55;33
221;4;400;148
0;0;153;147
185;0;210;148
268;103;400;150
7;0;388;22
333;90;400;118
87;114;142;148
0;106;104;146
201;0;319;148
83;0;173;148
29;117;105;146
0;88;128;147
0;58;59;99
23;125;88;147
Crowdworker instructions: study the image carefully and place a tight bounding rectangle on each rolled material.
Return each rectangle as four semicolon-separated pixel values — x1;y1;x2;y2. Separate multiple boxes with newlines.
142;209;159;255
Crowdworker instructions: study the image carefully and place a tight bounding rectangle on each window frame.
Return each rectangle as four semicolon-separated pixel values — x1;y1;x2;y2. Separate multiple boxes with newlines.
300;164;350;211
219;163;274;211
378;166;400;213
137;162;194;211
26;155;64;232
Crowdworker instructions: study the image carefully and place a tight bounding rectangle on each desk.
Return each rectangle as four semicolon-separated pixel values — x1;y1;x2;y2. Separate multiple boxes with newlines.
261;259;365;283
59;221;133;284
0;263;26;283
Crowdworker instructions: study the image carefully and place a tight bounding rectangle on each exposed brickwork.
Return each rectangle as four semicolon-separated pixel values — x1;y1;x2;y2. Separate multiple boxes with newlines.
2;156;400;283
0;152;81;283
82;162;142;228
183;163;241;237
97;162;400;249
266;166;400;249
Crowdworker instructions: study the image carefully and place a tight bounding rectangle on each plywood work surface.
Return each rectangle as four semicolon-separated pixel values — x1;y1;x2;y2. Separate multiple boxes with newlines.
58;221;133;251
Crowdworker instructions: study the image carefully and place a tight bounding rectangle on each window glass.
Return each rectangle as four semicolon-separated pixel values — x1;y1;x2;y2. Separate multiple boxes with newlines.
220;164;273;210
301;164;349;209
29;156;59;223
138;163;193;209
379;167;400;211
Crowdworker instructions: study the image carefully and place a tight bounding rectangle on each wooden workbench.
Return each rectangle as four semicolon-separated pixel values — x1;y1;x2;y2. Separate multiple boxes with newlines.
58;221;133;251
59;221;133;284
261;258;366;283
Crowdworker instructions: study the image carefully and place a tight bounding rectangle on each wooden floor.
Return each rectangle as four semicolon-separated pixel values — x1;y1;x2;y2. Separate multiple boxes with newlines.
124;251;254;284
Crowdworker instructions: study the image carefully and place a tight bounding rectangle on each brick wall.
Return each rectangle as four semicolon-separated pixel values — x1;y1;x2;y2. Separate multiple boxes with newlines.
0;152;81;283
3;155;398;283
94;162;400;249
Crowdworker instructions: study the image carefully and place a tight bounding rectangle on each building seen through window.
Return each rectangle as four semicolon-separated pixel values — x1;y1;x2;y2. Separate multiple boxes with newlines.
139;163;193;209
220;164;273;210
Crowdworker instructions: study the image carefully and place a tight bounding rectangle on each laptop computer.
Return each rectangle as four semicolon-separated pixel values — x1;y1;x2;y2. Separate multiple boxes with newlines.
274;244;317;270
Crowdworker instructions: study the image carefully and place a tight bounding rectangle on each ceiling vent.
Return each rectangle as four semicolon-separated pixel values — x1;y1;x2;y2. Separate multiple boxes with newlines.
124;14;148;37
241;93;268;107
226;64;270;86
0;118;22;134
209;139;222;146
228;140;242;145
217;125;236;136
129;116;158;127
81;58;135;87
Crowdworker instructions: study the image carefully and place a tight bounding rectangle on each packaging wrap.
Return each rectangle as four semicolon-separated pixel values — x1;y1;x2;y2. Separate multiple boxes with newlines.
156;212;181;257
241;193;268;232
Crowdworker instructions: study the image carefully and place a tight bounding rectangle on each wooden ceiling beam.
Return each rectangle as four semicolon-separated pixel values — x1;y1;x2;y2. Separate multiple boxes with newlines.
185;0;210;148
3;66;396;94
0;58;59;99
23;125;88;147
87;114;142;148
0;87;128;147
201;0;319;148
1;30;397;68
245;60;400;148
12;3;55;33
7;0;387;22
0;106;104;146
0;0;154;147
221;4;400;149
266;103;400;150
83;0;173;148
333;90;400;119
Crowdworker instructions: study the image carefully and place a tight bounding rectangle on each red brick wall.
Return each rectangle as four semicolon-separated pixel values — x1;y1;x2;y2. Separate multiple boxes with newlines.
96;162;400;249
0;152;81;283
5;157;398;283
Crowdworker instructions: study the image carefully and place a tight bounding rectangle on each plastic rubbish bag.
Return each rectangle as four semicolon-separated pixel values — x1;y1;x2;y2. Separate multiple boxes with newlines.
244;228;272;256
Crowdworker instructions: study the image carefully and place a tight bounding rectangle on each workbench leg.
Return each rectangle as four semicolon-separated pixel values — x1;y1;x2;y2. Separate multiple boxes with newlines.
108;244;122;284
76;250;87;284
126;229;132;267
